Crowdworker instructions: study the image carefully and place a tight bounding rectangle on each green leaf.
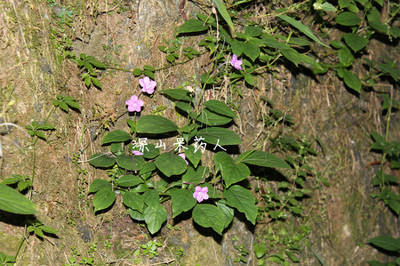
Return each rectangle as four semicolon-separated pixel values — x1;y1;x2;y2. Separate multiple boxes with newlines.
170;188;197;218
196;127;241;146
175;101;192;113
117;175;143;187
177;19;208;34
133;68;142;76
196;109;233;126
161;89;192;102
93;187;115;212
342;69;361;93
278;15;328;47
116;155;144;171
237;150;291;169
65;100;81;111
213;0;234;32
254;243;268;259
321;2;337;12
129;209;145;221
89;153;116;168
185;145;202;168
368;236;400;252
155;152;187;177
0;183;36;215
245;26;263;37
338;47;355;67
336;12;361;26
91;77;102;89
182;166;209;184
89;179;111;193
36;123;55;130
223;185;257;224
243;41;260;61
142;144;160;159
101;130;132;145
231;40;245;57
139;162;157;176
203;100;237;118
192;204;225;234
137;115;179;134
216;200;234;229
144;203;167;234
123;191;144;212
214;151;250;187
39;225;58;235
343;33;369;52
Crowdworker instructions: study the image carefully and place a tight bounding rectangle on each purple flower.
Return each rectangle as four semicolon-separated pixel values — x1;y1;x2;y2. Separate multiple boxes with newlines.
230;54;243;70
178;153;188;165
139;76;157;94
125;95;144;112
193;186;209;203
132;150;143;156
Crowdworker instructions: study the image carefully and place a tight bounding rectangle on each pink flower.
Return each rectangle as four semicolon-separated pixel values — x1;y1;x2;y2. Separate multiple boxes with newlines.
125;95;144;112
178;153;188;165
139;76;157;94
230;54;243;70
132;150;143;156
193;186;209;203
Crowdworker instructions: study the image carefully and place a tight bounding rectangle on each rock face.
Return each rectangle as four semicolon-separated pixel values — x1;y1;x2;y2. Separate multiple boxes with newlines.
165;216;255;265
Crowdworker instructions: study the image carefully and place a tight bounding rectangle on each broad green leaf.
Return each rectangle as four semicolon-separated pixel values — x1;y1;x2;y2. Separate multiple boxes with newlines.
129;209;145;221
245;26;263;37
161;89;192;102
231;40;245;57
338;47;355;67
137;115;179;134
177;19;208;34
388;200;400;215
203;100;237;118
213;0;234;32
244;41;260;61
117;175;143;187
237;150;291;169
123;191;144;212
89;153;116;168
192;204;225;234
254;243;268;259
175;101;192;113
182;166;209;184
143;190;160;206
155;152;187;177
144;203;167;234
336;12;361;26
170;189;197;218
0;183;36;215
214;151;250;187
89;179;111;193
196;109;233;126
368;236;400;252
343;33;369;52
216;200;234;229
185;145;202;168
142;144;160;159
321;2;337;12
39;225;58;235
101;130;132;145
278;15;328;47
91;78;102;89
223;185;257;224
93;187;115;212
116;154;144;171
378;63;400;81
110;143;123;155
196;127;241;146
139;162;156;176
342;69;361;93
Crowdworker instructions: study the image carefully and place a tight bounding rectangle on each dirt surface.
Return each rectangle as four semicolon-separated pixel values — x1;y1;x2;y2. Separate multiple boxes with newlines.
0;0;399;265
